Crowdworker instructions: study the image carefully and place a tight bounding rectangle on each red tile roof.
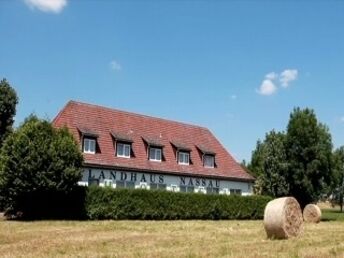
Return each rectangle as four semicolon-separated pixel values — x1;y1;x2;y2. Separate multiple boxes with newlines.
53;100;254;182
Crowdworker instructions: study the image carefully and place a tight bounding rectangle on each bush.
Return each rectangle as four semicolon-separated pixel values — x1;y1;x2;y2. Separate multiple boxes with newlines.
0;116;83;219
85;186;272;220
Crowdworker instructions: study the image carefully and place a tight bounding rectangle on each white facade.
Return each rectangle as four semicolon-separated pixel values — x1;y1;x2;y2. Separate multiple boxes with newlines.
80;167;253;196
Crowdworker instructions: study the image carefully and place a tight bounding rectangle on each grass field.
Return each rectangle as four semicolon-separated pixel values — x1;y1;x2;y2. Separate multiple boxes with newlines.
1;212;344;258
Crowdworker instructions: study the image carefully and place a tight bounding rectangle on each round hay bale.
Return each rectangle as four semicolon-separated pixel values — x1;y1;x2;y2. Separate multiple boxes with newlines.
263;197;303;239
303;204;321;223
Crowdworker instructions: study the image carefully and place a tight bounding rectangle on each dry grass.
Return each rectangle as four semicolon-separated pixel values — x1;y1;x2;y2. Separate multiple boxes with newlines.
0;219;344;258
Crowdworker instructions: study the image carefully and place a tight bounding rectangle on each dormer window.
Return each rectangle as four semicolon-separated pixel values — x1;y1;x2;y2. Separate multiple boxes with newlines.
178;151;190;165
142;136;164;162
83;138;96;154
197;145;216;168
78;127;99;155
204;155;215;168
111;132;134;159
171;141;192;166
149;147;162;162
116;142;131;158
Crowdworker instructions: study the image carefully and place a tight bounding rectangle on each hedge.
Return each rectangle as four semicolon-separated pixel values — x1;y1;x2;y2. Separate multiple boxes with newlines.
2;186;272;220
85;186;272;220
4;187;88;220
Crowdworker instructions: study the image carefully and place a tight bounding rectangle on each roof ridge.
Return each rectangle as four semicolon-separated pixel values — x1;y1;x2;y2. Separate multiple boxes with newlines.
69;100;210;131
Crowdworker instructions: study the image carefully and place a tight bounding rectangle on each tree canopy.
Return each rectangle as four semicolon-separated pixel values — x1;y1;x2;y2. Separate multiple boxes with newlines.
0;78;18;148
0;116;83;217
285;108;333;207
249;107;334;208
248;130;289;197
332;146;344;212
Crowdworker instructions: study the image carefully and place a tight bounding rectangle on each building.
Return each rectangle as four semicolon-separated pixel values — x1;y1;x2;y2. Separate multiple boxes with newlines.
53;101;254;195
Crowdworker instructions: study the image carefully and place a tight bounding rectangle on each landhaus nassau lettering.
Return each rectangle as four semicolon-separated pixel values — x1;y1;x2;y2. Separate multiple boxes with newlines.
86;168;221;191
53;101;254;195
88;169;165;185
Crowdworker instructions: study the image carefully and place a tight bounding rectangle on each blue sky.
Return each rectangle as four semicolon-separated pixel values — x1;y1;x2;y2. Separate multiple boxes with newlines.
1;0;344;162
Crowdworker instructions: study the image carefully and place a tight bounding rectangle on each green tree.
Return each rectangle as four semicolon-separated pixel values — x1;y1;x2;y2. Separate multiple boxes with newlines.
247;139;265;178
248;131;289;197
332;146;344;212
285;108;333;208
0;78;19;148
0;116;83;218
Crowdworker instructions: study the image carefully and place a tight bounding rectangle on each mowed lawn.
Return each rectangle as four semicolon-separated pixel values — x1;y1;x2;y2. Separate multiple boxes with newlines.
0;213;344;258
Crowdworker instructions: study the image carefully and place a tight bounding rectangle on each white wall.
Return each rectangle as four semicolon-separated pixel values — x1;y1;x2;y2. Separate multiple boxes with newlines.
80;167;253;196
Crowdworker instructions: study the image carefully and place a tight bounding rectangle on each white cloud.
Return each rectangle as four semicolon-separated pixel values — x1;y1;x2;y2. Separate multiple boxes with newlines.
257;69;298;96
24;0;67;13
265;72;278;80
110;60;122;71
340;116;344;123
257;79;277;96
280;69;298;88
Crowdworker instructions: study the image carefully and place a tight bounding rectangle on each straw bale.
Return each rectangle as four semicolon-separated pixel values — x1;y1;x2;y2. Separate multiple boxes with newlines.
263;197;303;239
303;204;321;223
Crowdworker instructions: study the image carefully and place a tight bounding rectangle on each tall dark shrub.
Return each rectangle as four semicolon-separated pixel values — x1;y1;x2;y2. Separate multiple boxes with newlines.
0;115;84;219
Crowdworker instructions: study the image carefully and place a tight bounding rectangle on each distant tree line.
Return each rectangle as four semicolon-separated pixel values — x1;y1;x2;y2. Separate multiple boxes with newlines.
246;107;344;210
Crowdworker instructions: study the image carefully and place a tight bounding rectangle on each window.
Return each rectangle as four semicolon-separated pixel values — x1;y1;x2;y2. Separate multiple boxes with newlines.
150;183;167;190
116;181;135;189
88;178;99;186
116;142;131;158
180;185;195;193
104;179;113;187
206;187;219;194
149;147;162;162
230;189;242;196
116;181;125;188
204;155;215;168
126;181;135;188
178;151;190;165
83;138;96;154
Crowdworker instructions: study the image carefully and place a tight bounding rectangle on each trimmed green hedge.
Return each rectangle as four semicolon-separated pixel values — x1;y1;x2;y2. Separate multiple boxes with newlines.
85;186;272;220
3;186;271;220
